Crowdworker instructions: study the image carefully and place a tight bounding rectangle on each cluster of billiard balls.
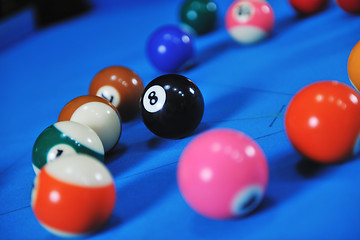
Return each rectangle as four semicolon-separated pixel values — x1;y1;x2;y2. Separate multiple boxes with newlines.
30;0;360;238
147;0;276;72
148;0;360;73
31;66;206;236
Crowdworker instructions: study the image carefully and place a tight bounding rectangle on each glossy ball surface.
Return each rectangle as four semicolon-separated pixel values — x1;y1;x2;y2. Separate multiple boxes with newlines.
336;0;360;14
348;41;360;91
177;129;268;219
285;81;360;163
32;121;104;174
288;0;329;15
140;74;204;139
58;95;122;152
147;25;195;72
225;0;275;44
89;66;144;122
180;0;218;35
31;154;116;237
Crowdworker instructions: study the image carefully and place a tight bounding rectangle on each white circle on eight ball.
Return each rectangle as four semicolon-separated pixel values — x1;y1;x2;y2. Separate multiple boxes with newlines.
143;85;167;113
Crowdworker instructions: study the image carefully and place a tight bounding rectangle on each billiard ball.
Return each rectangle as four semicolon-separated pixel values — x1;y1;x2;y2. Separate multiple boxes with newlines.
89;66;144;122
225;0;275;44
348;41;360;91
288;0;329;15
177;128;268;219
336;0;360;14
285;81;360;163
147;25;195;72
58;95;122;152
32;121;104;175
31;154;116;237
179;0;218;35
140;74;204;139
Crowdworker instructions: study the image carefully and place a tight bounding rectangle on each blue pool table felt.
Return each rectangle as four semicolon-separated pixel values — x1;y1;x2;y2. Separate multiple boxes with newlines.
1;0;360;239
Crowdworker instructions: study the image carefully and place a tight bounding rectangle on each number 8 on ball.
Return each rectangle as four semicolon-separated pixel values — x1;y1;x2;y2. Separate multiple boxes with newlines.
142;85;167;113
140;74;204;139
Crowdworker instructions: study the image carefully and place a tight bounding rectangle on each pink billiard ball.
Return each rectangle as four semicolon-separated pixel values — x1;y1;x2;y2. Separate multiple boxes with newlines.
225;0;275;44
177;129;268;219
336;0;360;14
288;0;329;15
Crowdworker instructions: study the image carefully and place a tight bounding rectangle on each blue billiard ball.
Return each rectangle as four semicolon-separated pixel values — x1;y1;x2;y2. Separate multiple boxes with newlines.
147;25;195;72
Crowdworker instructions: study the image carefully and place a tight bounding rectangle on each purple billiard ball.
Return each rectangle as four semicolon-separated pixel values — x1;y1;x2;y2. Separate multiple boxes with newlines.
147;25;195;72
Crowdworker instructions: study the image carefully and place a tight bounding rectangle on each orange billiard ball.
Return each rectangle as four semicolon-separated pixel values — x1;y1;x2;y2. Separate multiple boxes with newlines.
58;95;121;152
348;41;360;91
31;154;116;237
285;81;360;163
89;66;144;122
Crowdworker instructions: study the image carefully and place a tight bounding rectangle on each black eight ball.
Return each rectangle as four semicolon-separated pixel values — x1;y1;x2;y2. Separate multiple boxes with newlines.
140;74;204;139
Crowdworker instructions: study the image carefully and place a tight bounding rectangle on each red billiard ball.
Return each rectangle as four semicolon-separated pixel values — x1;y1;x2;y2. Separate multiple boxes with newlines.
58;95;122;152
89;66;144;122
285;81;360;163
336;0;360;14
225;0;275;44
288;0;329;15
31;154;116;237
177;129;268;219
